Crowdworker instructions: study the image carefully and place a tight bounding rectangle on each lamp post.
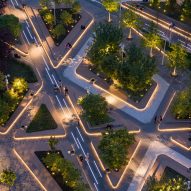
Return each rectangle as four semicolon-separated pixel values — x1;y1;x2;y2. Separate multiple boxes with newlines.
5;74;10;90
119;43;125;64
161;36;168;65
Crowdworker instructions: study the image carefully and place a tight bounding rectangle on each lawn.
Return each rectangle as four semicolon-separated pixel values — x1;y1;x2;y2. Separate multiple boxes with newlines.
26;104;57;133
6;58;37;83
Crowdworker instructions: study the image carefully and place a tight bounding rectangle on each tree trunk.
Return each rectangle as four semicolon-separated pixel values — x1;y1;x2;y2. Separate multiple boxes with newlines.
128;28;132;39
108;12;111;22
150;47;153;57
172;66;177;76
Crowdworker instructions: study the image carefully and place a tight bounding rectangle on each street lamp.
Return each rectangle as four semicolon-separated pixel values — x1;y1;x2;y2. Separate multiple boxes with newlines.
119;43;125;64
161;35;168;65
5;74;10;90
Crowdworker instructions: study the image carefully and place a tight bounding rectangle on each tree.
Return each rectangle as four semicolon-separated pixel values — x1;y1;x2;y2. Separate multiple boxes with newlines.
48;136;59;151
146;176;188;191
87;22;123;69
121;9;140;39
117;44;156;92
43;11;54;25
78;94;109;125
181;0;191;19
52;24;66;39
60;11;74;26
72;1;81;14
0;15;21;38
0;71;5;91
149;0;160;9
143;22;162;57
167;43;187;76
42;153;89;190
102;0;119;22
0;169;16;187
98;129;135;170
12;78;28;94
171;87;191;119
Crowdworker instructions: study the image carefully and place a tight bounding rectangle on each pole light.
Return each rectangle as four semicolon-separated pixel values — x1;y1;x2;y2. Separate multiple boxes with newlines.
5;74;10;90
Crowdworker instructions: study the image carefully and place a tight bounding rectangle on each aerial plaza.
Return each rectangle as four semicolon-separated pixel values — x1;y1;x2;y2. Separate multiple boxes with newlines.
0;0;191;190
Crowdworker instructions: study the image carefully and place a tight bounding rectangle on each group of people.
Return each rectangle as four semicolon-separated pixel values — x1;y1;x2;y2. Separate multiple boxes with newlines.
53;81;68;96
154;115;163;124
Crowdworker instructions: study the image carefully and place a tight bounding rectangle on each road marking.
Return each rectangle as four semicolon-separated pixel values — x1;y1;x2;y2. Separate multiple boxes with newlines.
34;36;38;46
77;138;86;156
71;132;79;149
13;0;18;6
45;68;53;84
62;98;72;116
76;127;84;142
26;26;33;39
77;138;99;184
52;74;59;87
94;161;102;177
94;183;99;191
10;0;15;8
87;161;99;185
42;55;50;70
178;39;185;44
25;20;30;27
55;95;67;115
22;30;30;45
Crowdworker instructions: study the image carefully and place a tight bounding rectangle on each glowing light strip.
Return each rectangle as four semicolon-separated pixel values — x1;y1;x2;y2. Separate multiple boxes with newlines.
122;3;191;41
170;137;191;151
75;68;160;112
13;149;47;191
158;127;191;132
91;140;142;189
14;134;66;141
4;41;28;56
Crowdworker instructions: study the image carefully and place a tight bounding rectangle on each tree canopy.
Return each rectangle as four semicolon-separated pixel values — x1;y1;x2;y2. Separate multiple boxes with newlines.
52;24;66;39
87;22;122;77
117;44;156;92
172;87;191;119
60;11;74;26
143;22;162;57
98;129;135;170
43;153;89;190
167;43;188;76
0;169;16;187
0;14;21;38
146;176;188;191
78;94;109;125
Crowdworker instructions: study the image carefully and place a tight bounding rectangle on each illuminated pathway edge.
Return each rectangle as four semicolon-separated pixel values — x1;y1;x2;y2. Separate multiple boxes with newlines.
128;141;191;191
63;37;170;123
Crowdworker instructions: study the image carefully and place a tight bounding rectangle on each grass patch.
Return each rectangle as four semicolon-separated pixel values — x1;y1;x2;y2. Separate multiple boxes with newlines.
6;58;37;83
26;104;57;133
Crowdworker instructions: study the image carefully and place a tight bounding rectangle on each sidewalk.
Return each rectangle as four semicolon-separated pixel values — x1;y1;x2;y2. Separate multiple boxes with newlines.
63;37;170;123
128;140;191;191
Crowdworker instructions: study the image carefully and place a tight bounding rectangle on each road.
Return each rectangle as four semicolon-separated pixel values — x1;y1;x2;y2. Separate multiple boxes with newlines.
5;0;191;191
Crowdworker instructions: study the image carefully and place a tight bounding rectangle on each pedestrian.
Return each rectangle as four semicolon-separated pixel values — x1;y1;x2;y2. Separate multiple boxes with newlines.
64;86;68;96
81;25;85;30
160;115;163;122
154;115;157;124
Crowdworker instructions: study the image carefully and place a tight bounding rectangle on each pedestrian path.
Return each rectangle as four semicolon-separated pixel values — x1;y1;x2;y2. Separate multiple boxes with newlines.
63;37;170;123
128;140;191;191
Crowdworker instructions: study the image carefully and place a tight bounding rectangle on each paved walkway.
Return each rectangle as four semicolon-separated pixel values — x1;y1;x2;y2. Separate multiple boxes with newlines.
128;140;191;191
63;37;169;123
